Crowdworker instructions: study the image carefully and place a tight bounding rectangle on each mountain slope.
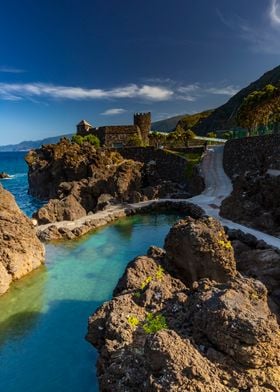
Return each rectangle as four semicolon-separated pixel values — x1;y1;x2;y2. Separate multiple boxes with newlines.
151;115;186;132
0;134;73;152
195;65;280;134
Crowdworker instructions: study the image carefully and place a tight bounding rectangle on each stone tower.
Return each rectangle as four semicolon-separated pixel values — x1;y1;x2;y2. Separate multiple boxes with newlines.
134;112;151;145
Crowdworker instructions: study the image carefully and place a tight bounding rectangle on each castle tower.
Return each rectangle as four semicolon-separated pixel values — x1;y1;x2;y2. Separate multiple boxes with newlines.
133;112;151;145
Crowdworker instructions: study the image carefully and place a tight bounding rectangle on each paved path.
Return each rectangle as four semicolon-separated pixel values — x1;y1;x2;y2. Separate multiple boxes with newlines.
188;146;280;248
38;146;280;248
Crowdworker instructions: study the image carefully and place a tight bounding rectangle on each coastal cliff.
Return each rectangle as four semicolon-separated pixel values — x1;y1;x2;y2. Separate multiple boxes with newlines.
87;216;280;391
0;185;45;295
26;139;201;224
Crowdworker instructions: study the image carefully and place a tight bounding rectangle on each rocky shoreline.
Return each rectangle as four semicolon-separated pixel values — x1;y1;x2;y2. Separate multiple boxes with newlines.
37;200;204;241
0;185;45;296
87;215;280;391
25;139;204;225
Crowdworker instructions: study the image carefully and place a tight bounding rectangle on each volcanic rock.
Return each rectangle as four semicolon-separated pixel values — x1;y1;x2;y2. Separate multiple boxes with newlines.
0;185;45;295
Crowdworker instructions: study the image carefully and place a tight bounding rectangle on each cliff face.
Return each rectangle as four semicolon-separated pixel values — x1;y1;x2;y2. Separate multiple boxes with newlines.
26;140;201;225
86;216;280;391
0;185;45;295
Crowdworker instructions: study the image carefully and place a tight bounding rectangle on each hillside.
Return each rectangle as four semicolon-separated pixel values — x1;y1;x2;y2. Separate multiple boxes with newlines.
0;134;73;152
151;114;186;132
176;110;214;132
195;65;280;134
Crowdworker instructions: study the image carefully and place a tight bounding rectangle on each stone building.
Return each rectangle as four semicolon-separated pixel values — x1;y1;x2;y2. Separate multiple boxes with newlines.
76;113;151;147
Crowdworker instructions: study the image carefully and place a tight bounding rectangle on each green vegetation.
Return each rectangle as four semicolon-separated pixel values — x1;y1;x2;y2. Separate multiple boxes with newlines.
72;134;100;148
141;276;153;290
237;84;280;135
176;110;213;132
156;265;165;280
143;313;168;334
127;315;140;329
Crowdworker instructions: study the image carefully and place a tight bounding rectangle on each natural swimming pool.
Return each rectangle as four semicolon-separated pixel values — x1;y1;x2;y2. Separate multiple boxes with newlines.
0;213;181;392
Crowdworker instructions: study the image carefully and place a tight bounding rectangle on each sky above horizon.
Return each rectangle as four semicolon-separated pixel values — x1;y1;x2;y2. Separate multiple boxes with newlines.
1;0;280;144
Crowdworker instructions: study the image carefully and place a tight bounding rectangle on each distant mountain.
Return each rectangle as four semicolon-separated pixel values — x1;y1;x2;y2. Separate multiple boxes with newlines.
195;65;280;134
151;115;186;132
0;134;73;152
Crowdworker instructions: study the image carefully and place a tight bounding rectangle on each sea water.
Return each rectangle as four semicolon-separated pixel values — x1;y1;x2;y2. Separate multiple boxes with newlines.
0;152;181;391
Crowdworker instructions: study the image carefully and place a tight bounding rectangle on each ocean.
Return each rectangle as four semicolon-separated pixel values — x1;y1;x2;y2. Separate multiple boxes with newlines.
0;151;43;216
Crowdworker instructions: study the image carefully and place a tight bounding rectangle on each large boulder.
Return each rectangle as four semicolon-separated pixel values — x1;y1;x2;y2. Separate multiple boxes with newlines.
187;277;280;368
164;216;236;285
33;195;87;224
0;185;45;295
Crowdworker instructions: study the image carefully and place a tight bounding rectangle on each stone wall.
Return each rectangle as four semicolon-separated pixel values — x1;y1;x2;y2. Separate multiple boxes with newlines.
116;147;187;184
223;134;280;178
93;126;142;147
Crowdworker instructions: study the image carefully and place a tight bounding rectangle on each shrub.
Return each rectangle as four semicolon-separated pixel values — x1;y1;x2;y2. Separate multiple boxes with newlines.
71;134;100;148
143;313;167;334
127;315;140;329
83;134;100;148
71;134;84;145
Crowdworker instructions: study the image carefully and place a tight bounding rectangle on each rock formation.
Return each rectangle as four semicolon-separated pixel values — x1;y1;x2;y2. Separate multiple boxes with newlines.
0;172;11;179
87;216;280;391
220;172;280;236
26;139;201;225
0;185;45;295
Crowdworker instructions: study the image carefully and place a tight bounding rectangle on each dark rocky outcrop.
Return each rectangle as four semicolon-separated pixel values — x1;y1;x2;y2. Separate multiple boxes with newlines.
220;171;280;236
0;172;11;179
0;185;45;295
26;140;203;225
165;216;236;285
86;216;280;391
221;135;280;236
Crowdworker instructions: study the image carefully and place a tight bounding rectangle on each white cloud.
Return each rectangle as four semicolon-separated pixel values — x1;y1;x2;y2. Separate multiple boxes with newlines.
0;66;25;73
217;4;280;54
0;82;173;102
101;108;126;115
270;0;280;25
206;86;239;96
177;83;238;100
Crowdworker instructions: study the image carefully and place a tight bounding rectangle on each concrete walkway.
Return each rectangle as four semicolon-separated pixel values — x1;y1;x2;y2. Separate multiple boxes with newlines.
188;146;280;248
38;146;280;248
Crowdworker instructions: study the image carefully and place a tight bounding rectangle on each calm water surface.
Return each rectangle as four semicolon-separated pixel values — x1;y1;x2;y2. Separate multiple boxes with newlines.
0;152;181;392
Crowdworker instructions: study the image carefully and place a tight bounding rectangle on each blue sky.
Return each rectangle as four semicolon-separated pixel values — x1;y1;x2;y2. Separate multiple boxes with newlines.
1;0;280;144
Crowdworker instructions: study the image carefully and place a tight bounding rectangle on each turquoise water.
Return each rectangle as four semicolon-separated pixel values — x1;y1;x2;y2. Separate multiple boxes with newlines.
0;213;180;392
0;151;181;391
0;152;43;216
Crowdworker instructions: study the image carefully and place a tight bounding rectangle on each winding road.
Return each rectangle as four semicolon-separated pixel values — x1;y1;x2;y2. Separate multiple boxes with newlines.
188;146;280;248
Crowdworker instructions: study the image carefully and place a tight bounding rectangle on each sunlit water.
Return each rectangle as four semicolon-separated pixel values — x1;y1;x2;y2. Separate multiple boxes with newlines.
0;152;182;391
0;209;181;390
